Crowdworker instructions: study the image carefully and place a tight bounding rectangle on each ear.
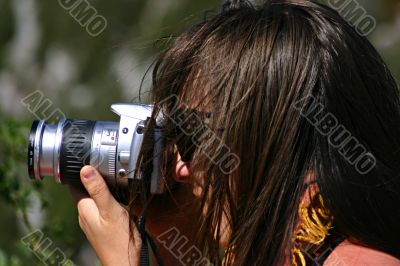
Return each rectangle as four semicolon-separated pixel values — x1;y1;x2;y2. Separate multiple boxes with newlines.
174;152;191;183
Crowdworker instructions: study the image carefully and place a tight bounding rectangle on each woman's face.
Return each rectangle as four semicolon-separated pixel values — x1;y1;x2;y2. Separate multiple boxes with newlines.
173;149;231;248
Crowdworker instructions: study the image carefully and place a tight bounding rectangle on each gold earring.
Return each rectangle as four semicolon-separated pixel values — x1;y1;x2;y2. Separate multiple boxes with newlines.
292;193;334;266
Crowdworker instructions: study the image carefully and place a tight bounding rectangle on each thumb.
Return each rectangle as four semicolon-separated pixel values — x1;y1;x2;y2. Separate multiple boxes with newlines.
80;165;119;218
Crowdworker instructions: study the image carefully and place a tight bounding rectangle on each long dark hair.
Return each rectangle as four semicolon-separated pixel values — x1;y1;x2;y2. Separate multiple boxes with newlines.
131;0;400;264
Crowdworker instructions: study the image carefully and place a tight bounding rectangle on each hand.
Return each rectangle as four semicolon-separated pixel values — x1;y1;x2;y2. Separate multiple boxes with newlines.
69;166;142;266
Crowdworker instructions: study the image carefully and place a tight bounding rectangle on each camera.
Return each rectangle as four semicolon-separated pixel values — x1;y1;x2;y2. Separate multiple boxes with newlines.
27;103;166;198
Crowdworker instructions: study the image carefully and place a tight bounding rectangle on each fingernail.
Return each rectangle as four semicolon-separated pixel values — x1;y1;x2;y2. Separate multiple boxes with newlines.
83;167;96;179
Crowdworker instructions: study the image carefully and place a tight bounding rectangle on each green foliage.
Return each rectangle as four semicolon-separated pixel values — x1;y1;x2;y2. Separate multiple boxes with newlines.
0;118;44;230
0;118;47;264
0;249;23;266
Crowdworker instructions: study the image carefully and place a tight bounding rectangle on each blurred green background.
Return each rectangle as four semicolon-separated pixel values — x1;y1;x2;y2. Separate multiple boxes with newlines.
0;0;399;265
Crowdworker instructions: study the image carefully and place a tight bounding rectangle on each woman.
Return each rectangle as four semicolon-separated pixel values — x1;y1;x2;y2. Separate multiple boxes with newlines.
71;0;400;265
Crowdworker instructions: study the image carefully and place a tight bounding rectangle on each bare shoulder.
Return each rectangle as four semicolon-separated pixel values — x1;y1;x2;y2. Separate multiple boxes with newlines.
323;240;400;266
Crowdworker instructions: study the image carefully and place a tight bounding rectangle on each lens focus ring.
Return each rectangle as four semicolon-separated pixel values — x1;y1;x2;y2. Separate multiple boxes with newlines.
59;120;96;185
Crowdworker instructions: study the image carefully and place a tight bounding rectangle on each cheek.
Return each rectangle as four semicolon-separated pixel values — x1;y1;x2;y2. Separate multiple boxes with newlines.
192;182;231;248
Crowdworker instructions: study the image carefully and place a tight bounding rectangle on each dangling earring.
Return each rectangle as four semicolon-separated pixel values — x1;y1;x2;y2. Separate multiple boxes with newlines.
292;191;334;266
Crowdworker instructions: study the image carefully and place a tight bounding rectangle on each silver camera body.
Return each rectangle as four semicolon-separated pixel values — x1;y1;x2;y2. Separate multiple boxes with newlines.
28;103;165;195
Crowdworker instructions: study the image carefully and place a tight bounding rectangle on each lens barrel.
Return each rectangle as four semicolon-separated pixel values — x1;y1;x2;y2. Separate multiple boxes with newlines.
28;119;96;184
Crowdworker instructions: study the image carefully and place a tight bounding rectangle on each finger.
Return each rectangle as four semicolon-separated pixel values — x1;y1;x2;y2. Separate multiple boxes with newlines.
76;197;98;228
80;165;119;218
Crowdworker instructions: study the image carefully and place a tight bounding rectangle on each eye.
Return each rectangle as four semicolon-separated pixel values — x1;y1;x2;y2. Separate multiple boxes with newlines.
169;108;224;162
